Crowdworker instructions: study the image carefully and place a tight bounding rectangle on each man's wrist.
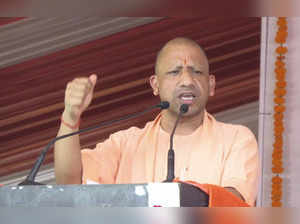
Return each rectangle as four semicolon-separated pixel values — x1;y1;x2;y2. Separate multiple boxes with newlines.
61;111;80;129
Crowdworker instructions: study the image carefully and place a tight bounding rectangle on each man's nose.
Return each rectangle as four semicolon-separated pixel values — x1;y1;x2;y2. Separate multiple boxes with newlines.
179;70;194;87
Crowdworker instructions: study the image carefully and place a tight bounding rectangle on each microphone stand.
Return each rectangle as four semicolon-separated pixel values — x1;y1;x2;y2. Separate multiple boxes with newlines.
18;101;169;186
164;104;189;182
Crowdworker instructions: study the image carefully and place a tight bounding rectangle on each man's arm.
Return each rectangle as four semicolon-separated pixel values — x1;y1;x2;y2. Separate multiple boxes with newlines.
54;74;97;184
221;126;259;206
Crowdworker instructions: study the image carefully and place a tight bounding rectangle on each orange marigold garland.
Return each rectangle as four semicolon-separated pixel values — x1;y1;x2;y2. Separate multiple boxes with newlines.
272;17;288;207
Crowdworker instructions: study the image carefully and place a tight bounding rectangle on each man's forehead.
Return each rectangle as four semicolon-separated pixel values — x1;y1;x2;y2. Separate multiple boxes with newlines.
162;43;203;55
155;39;209;74
159;45;208;66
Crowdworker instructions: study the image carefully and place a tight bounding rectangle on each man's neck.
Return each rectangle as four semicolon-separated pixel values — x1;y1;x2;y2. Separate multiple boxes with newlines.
160;110;205;136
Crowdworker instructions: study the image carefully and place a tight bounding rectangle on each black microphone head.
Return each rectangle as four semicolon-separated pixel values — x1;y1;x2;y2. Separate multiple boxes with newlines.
159;101;170;109
180;104;189;114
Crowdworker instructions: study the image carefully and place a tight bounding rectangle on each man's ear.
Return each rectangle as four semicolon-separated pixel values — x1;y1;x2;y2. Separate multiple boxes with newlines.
209;74;216;97
149;75;159;96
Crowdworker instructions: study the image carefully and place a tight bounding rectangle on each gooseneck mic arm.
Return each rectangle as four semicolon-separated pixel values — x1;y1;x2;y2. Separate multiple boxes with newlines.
164;104;189;183
18;101;170;186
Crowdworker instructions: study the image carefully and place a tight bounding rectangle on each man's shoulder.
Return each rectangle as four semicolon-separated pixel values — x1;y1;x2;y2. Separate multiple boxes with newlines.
210;115;258;156
211;115;256;140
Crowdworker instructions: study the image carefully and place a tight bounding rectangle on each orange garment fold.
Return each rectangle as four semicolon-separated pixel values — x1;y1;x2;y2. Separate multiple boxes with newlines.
176;180;249;207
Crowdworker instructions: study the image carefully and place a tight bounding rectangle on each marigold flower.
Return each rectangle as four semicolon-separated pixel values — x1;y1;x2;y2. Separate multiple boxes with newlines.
276;73;286;81
275;38;285;44
273;155;283;161
272;201;282;207
274;89;286;97
274;105;286;113
272;181;282;187
274;112;284;120
276;46;288;55
278;26;288;33
275;67;286;75
273;145;283;150
273;143;283;150
272;166;284;173
272;160;283;167
276;81;287;88
275;33;288;43
273;149;283;156
272;176;283;184
273;140;283;148
273;147;283;152
274;119;284;126
272;189;282;196
275;60;285;67
277;18;287;26
275;126;284;134
274;97;285;105
272;152;282;160
275;134;283;140
272;195;282;201
274;120;284;126
272;192;282;199
272;188;282;193
274;133;283;138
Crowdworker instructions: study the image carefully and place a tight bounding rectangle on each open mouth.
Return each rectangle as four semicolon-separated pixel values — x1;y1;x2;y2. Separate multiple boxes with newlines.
178;93;195;104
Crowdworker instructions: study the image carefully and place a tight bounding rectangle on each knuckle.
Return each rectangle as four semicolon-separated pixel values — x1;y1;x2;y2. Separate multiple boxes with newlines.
75;77;88;83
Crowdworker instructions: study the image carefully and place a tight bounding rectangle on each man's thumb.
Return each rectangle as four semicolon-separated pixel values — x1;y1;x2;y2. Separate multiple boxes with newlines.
89;74;98;87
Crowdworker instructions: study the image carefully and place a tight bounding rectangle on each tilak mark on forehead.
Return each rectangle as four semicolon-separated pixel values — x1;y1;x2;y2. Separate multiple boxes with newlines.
184;57;187;65
181;56;189;65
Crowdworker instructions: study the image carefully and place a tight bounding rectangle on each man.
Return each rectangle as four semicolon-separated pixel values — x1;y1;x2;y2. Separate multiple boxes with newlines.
54;37;259;206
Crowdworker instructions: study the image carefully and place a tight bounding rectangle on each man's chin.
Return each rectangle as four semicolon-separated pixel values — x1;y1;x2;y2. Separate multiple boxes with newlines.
166;101;204;115
182;106;205;117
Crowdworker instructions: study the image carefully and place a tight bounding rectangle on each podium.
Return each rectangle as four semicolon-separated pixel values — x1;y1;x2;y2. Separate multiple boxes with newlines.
0;183;208;207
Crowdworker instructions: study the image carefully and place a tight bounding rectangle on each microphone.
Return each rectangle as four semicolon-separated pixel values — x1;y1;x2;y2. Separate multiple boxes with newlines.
164;104;189;182
18;101;170;186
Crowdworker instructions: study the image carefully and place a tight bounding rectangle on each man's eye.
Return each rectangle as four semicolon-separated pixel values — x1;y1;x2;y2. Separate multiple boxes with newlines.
194;70;203;74
168;70;180;75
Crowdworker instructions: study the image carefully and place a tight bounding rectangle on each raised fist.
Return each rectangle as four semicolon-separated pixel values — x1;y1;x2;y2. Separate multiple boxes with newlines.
62;74;97;125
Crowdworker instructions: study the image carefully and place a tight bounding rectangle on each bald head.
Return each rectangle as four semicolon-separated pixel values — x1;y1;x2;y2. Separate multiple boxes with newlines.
155;37;209;75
